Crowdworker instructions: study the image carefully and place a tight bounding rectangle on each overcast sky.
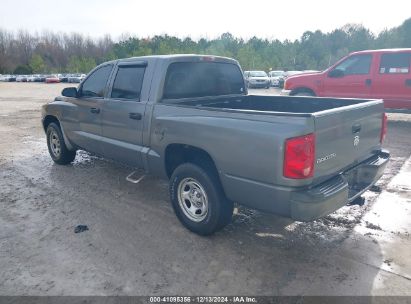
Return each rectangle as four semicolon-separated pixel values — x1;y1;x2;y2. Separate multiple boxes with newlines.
1;0;410;41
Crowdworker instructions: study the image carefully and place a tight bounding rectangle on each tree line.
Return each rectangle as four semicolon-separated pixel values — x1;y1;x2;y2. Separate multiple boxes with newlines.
0;18;410;74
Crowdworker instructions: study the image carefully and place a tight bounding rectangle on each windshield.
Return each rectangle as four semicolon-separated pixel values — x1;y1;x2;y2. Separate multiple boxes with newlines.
249;71;267;77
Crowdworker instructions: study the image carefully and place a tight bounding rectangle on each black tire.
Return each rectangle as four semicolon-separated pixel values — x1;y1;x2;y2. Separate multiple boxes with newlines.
169;163;233;235
293;91;315;97
46;122;76;165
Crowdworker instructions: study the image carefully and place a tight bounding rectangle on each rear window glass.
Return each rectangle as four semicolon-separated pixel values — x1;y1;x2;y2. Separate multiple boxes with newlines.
250;71;267;77
379;53;411;74
163;62;245;99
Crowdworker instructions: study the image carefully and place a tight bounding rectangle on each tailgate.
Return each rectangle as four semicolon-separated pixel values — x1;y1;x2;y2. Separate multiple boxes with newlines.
313;100;384;182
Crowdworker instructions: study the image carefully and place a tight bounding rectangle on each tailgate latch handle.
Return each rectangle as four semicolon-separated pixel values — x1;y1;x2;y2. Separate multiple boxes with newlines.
90;107;100;114
405;79;411;87
352;124;361;134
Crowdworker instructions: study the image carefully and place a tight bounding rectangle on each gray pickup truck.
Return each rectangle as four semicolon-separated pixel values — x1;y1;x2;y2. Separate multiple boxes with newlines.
42;55;389;235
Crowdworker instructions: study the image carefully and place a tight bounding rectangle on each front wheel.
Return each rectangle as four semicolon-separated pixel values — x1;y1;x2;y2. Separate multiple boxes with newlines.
46;122;76;165
169;163;233;235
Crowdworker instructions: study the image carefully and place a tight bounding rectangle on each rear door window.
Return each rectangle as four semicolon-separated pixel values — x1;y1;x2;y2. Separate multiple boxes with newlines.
81;65;113;98
163;62;245;99
111;65;146;100
379;53;411;74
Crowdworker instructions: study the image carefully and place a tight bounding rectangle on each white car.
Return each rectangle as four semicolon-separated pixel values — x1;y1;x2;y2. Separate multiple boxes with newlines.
0;74;11;81
68;73;86;83
243;71;270;89
16;75;28;82
284;70;304;78
27;74;40;82
268;70;285;87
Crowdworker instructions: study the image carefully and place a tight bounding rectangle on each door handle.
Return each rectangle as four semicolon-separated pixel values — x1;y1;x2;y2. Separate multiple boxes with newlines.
90;107;100;114
129;112;142;120
365;79;372;86
352;124;361;134
405;79;411;87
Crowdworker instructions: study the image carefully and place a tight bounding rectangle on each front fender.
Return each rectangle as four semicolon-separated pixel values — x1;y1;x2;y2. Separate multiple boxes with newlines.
42;101;76;151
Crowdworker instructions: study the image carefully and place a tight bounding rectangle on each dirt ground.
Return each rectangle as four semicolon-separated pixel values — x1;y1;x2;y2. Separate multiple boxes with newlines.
0;82;410;296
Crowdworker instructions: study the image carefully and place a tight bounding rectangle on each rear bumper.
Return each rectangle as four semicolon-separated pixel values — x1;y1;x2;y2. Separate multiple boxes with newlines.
249;82;270;88
221;150;390;221
290;150;390;221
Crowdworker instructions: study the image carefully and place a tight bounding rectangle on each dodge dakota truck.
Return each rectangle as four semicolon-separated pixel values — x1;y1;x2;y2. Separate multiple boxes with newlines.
42;55;389;235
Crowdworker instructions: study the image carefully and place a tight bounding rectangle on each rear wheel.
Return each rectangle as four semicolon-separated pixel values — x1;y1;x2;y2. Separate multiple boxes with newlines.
169;163;233;235
46;122;76;165
293;91;315;97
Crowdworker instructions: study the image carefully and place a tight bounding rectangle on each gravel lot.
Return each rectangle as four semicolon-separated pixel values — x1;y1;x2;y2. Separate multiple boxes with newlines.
0;82;410;296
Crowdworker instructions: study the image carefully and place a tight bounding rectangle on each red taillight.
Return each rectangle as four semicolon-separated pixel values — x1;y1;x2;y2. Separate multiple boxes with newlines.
380;113;388;143
283;133;315;179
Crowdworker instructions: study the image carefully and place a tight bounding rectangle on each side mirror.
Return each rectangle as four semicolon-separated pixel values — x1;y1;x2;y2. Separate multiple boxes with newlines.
328;69;344;78
62;87;78;98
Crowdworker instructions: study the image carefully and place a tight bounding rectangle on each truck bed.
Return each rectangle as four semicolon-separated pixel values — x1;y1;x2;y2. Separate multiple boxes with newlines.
175;95;374;114
164;94;384;188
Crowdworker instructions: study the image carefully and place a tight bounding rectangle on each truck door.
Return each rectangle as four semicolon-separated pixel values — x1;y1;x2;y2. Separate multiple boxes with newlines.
322;54;374;99
100;61;148;168
372;52;411;109
69;64;113;154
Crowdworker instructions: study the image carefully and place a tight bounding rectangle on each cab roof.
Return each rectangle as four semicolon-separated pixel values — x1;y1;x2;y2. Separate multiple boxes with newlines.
106;54;239;65
351;48;411;55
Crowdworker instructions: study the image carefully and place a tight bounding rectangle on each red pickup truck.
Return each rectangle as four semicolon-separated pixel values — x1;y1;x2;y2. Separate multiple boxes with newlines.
282;49;411;109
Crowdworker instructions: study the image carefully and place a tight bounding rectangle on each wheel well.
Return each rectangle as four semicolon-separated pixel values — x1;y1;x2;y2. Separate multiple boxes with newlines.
290;87;316;96
43;115;60;132
165;144;219;179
